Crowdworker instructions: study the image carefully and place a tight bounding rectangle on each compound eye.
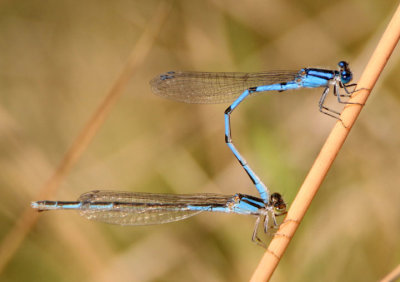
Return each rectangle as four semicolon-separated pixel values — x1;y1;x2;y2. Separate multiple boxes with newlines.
270;193;286;210
341;71;352;84
338;61;348;68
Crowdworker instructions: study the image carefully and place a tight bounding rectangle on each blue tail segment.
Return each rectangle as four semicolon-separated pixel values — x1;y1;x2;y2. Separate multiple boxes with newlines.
32;190;287;247
151;61;356;200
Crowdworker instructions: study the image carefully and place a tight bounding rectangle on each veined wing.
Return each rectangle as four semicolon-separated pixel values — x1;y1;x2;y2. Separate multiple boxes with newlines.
150;71;299;104
78;190;234;226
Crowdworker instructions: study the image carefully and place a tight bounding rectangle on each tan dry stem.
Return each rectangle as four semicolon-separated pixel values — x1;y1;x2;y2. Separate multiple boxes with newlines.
250;4;400;282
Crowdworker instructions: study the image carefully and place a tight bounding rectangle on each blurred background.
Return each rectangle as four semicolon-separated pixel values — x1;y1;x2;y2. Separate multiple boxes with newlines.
0;0;399;281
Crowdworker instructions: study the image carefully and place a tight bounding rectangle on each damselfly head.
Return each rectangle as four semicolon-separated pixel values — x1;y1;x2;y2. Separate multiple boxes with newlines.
269;193;286;213
338;61;353;84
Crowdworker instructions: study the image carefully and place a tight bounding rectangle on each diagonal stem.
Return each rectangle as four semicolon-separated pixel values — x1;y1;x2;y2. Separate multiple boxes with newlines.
251;3;400;281
380;263;400;282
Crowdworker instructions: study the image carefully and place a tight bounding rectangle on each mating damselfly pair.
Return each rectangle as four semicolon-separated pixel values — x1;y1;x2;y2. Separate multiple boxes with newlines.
32;61;359;246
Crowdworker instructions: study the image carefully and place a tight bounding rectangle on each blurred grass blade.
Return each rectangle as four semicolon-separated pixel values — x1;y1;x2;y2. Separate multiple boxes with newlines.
0;1;172;274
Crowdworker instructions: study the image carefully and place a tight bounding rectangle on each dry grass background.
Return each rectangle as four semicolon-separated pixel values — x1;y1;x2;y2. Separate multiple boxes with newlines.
0;0;399;281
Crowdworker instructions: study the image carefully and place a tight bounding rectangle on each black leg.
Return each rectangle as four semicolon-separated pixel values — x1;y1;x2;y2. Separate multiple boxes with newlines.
336;83;366;106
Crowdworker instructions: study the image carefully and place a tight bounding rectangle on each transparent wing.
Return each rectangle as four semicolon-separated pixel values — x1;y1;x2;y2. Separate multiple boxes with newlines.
78;190;234;226
150;71;299;104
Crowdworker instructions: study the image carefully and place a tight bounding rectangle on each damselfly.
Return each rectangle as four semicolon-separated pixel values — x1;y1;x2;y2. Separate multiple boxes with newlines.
31;190;287;247
151;61;358;202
